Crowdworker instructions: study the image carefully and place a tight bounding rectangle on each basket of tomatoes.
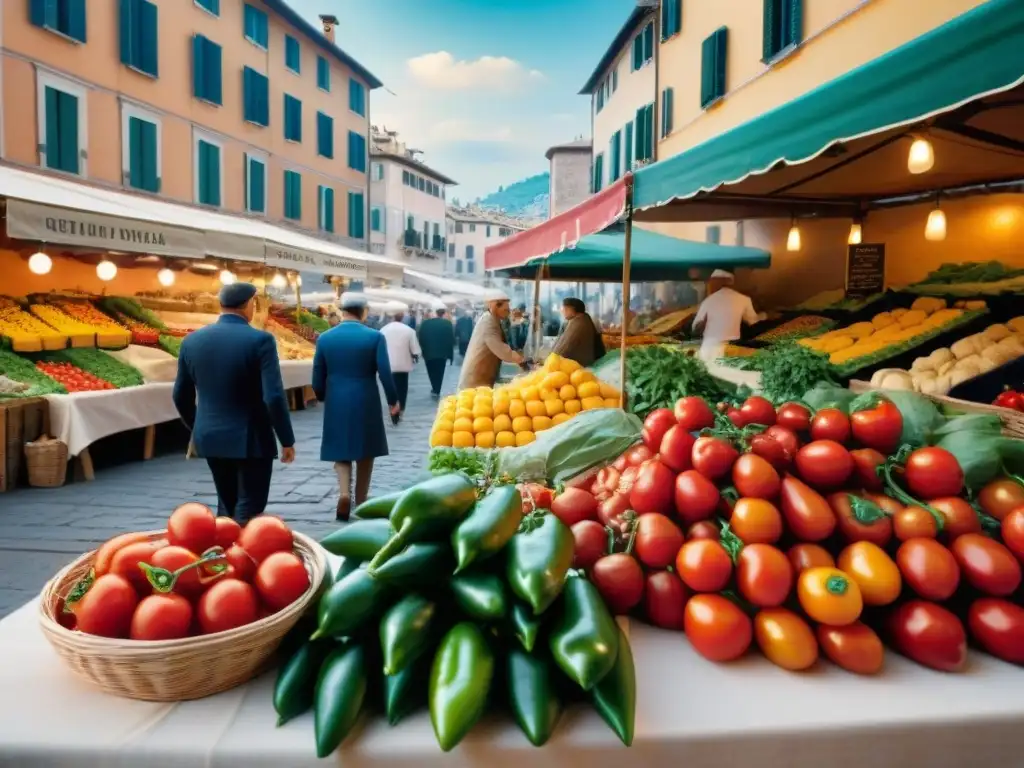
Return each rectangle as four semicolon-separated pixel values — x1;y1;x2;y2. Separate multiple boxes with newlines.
37;503;328;702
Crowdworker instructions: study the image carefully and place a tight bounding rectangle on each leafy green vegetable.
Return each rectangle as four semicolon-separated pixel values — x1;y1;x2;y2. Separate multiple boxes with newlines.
732;344;836;404
428;448;494;481
100;297;167;330
158;335;182;358
298;309;329;333
881;390;945;449
624;346;728;417
0;349;66;398
40;348;143;388
802;384;857;413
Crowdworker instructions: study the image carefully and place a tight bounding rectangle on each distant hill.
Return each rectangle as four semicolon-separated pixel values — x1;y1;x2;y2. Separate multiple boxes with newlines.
475;173;549;219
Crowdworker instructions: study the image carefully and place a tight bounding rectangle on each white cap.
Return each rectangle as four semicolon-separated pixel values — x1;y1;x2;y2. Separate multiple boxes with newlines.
710;269;734;281
484;288;510;302
340;292;368;310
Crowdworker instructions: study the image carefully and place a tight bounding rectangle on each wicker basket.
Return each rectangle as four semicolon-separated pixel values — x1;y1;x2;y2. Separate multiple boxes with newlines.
23;435;68;488
38;530;327;701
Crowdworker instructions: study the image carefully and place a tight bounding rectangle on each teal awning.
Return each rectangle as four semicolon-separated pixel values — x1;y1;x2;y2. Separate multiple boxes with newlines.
494;228;770;281
633;0;1024;222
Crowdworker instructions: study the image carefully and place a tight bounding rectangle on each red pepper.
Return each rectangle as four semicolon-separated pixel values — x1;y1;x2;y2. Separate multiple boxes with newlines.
993;388;1024;411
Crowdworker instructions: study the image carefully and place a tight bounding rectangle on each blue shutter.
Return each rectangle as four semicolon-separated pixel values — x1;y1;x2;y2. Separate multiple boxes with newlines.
786;0;803;49
138;0;158;76
246;156;266;213
609;131;620;182
30;0;57;29
348;79;365;116
193;36;221;104
119;0;132;66
128;116;158;192
634;106;646;161
624;121;633;171
319;187;335;232
192;35;205;99
347;131;366;172
701;28;728;108
284;171;301;220
317;112;333;158
196;0;219;14
66;0;87;42
244;5;268;48
207;40;222;105
243;68;269;126
44;86;60;170
206;142;221;206
284;95;301;141
642;22;653;61
661;88;674;138
285;35;300;72
348;192;365;238
58;91;79;174
370;207;382;232
317;56;330;91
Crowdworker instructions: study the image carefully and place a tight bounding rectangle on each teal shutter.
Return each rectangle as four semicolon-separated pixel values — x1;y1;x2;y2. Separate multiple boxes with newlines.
593;154;603;192
348;79;365;115
207;142;221;205
44;86;60;170
66;0;87;42
661;88;674;138
248;158;266;213
762;0;778;60
661;0;681;38
119;0;132;65
207;40;222;105
642;22;654;60
370;207;382;232
317;56;330;91
646;104;655;159
609;131;620;182
285;35;300;72
128;116;158;192
347;132;366;172
193;36;221;104
58;91;79;173
284;95;301;141
348;192;365;238
244;5;268;47
786;0;803;49
624;121;633;171
138;0;158;76
700;28;728;108
192;35;204;98
706;225;721;244
634;106;645;161
30;0;57;29
317;112;333;158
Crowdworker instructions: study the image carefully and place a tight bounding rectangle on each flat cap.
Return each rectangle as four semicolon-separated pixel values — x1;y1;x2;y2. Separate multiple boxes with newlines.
484;288;509;302
219;281;258;308
340;291;368;311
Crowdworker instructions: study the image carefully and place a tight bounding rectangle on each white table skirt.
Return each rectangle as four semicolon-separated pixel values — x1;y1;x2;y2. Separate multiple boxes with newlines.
44;362;313;457
0;592;1022;768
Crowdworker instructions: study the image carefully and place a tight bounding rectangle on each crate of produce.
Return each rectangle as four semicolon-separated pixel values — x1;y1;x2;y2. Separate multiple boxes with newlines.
748;314;836;344
0;297;69;352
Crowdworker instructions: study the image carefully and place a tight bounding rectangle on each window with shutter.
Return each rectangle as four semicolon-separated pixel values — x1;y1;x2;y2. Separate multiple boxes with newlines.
245;154;266;213
196;138;221;206
284;95;302;141
284;170;302;220
127;115;160;193
120;0;158;77
371;207;383;232
30;0;87;42
642;22;654;62
763;0;803;61
700;27;728;109
243;68;269;127
192;35;222;105
348;132;367;172
285;35;301;73
43;86;81;174
661;0;681;40
593;153;604;193
609;131;621;183
349;79;366;116
348;192;365;239
624;121;633;171
705;225;721;244
317;56;331;91
194;0;219;16
318;186;335;232
660;88;674;138
317;112;334;158
243;4;268;48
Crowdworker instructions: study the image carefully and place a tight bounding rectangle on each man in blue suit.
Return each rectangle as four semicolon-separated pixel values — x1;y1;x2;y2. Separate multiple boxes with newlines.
173;282;296;523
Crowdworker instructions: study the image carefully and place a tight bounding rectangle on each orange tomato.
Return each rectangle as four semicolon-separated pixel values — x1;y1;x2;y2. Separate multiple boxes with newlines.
729;498;783;544
736;544;793;608
816;622;884;675
797;567;863;626
787;543;835;573
675;539;733;593
684;594;752;662
836;541;902;606
754;608;818;671
893;506;939;541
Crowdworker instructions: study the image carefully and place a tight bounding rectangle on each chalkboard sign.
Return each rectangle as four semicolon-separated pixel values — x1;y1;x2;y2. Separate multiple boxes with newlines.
847;243;885;298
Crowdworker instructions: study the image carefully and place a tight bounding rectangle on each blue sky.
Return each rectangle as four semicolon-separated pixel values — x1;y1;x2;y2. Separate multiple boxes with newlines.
290;0;632;201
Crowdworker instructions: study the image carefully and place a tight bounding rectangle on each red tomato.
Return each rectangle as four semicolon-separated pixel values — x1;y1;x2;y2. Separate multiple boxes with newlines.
977;478;1024;521
1002;508;1024;560
849;448;886;492
747;434;793;472
150;545;203;597
691;436;738;481
967;598;1024;664
887;600;967;672
736;544;793;607
673;470;721;524
642;409;678;452
729;498;783;544
74;574;139;638
687;520;720;541
673;396;715;432
521;483;554;510
214;517;242;549
625;444;654;467
828;492;892;547
816;622;884;675
254;551;311;611
850;400;903;454
94;532;155;576
684;594;753;662
795;440;853;490
592;466;621;499
238;515;294;564
109;539;168;593
904;447;964;499
166;502;217;555
732;454;780;500
950;534;1022;597
225;544;256;581
779;475;836;542
787;543;835;573
739;396;776;427
571;520;608;571
597;492;631;528
634;513;685;569
928;497;982;539
896;538;960;601
776;402;811;433
763;425;800;457
590;554;645;615
643;571;688;630
550;487;598;527
659;425;696;472
197;579;259;634
727;407;745;427
675;539;732;593
611;453;629;472
893;505;940;541
810;408;851;443
130;593;193;641
629;459;676;515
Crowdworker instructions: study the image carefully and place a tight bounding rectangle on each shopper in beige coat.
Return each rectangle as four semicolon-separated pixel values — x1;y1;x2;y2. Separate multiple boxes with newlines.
457;289;524;389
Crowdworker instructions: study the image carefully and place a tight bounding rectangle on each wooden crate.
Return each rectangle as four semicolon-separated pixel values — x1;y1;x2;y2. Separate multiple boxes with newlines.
0;397;50;492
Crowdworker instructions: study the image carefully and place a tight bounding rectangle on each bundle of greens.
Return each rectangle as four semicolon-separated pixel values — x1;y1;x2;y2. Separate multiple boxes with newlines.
100;297;167;330
298;309;329;334
158;334;182;358
40;349;144;388
0;349;66;397
625;345;728;417
727;343;837;404
915;261;1024;285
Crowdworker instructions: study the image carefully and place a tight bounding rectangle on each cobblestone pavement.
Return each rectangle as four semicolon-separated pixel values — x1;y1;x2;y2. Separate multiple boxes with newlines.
0;361;462;618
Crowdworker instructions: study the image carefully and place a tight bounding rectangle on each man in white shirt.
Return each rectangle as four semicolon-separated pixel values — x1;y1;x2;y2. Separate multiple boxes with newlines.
380;312;421;416
692;270;762;362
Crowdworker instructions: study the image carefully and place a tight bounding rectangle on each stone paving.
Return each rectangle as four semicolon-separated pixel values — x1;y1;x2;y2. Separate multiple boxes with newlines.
0;361;462;618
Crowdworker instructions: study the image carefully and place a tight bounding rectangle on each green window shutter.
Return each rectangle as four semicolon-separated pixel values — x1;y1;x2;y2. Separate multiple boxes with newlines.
30;0;57;29
706;225;721;244
348;79;365;116
192;35;205;99
325;188;335;233
317;112;333;158
624;121;633;171
371;207;382;232
786;0;803;49
348;131;366;172
284;95;301;141
661;88;674;138
660;0;670;40
245;156;266;213
634;106;645;161
244;4;268;47
593;154;603;193
193;36;221;104
208;142;221;206
714;29;727;102
285;35;300;72
643;23;654;61
348;192;365;238
58;91;79;174
138;0;158;76
206;40;222;105
317;56;330;91
140;119;158;192
44;86;60;170
631;36;641;71
701;28;727;108
66;0;87;42
119;0;133;66
762;0;778;60
196;0;219;14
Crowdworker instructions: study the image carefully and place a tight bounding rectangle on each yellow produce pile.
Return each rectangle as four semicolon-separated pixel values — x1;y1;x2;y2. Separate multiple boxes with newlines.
265;319;314;360
0;298;68;352
29;304;102;348
430;353;621;449
798;296;982;367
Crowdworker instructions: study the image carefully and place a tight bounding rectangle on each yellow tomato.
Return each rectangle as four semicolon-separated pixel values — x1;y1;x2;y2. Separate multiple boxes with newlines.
836;542;902;607
430;430;453;448
452;431;475;448
754;608;819;671
525;400;547;418
564;399;582;415
540;388;560;402
551;413;571;426
558;384;577;401
544;398;565;417
475;431;495;449
570;369;596;387
475;386;492;395
492;398;510;416
521;386;540;402
492;414;513;433
472;405;493;421
508;400;527;419
452;417;474;433
543;354;562;372
472;416;494;434
577;381;601;399
532;415;553;432
559;357;582;375
581;396;605;411
495;431;516;448
434;418;454;433
603;398;621;408
455;408;474;421
512;416;533;433
797;567;863;626
599;382;619;399
516;431;536;446
543;371;569;390
503;389;521;401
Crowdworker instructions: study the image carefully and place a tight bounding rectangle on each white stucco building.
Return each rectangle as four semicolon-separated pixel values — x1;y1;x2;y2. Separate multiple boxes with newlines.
546;138;592;218
446;206;529;283
369;127;456;276
580;2;658;192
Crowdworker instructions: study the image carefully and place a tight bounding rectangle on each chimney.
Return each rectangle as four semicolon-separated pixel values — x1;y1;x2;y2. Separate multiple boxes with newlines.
319;14;339;43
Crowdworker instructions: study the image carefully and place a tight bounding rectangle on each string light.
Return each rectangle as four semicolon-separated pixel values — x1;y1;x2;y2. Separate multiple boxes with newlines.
847;222;863;245
157;268;175;287
907;136;935;175
271;272;288;289
925;203;947;241
786;220;801;252
219;269;236;285
96;260;117;281
28;251;52;275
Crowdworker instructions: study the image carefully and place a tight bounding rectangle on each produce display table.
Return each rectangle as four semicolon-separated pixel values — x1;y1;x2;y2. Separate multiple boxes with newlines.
0;597;1021;768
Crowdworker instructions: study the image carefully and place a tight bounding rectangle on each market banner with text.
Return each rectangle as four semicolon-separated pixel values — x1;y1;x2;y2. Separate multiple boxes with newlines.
264;242;368;279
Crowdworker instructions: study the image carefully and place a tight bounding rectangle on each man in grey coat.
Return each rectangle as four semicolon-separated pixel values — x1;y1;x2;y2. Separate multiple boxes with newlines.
457;289;524;389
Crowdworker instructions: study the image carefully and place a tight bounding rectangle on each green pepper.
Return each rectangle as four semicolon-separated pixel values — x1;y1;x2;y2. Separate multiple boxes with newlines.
334;558;362;582
506;512;574;615
591;625;636;746
383;655;429;726
510;601;542;652
367;474;478;573
429;622;495;752
548;571;619;690
451;484;522;572
370;541;453;586
380;594;439;675
320;519;393;559
274;639;330;726
314;643;368;758
311;567;393;640
506;648;563;747
449;572;508;622
352;489;406;520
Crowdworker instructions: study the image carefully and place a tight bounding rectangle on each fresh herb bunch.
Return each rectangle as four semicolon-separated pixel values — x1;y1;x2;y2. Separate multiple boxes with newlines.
428;447;494;482
40;348;144;388
298;309;329;333
625;345;727;417
100;297;167;331
0;349;66;397
730;343;837;404
158;334;182;358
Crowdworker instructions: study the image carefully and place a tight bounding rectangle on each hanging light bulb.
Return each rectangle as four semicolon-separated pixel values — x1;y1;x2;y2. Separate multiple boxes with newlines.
271;272;288;289
295;275;303;287
157;268;175;287
907;136;935;175
96;260;117;281
219;269;236;285
925;203;947;241
786;220;801;252
847;222;863;245
28;251;52;275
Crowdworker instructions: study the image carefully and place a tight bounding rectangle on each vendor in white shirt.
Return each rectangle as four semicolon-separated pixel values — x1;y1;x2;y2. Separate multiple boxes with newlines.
692;269;764;362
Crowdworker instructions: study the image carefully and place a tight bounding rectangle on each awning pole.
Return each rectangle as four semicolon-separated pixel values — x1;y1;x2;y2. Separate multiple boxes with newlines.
619;176;634;411
531;263;544;360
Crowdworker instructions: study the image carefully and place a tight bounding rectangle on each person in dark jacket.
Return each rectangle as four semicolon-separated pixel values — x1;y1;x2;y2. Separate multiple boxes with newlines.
551;297;605;367
417;307;456;397
455;310;474;358
173;282;295;523
313;292;401;521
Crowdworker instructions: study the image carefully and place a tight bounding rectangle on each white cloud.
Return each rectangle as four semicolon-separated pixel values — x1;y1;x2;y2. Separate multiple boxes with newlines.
428;119;514;143
407;51;544;91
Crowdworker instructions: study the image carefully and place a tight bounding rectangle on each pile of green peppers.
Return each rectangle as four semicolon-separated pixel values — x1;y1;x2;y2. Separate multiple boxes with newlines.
274;473;637;757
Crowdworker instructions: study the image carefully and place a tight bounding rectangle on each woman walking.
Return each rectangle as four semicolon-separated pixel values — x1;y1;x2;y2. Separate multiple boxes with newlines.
312;293;401;520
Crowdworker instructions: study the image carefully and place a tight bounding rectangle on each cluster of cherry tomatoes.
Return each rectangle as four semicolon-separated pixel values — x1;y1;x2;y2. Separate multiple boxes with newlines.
531;394;1024;674
36;361;115;392
60;504;311;642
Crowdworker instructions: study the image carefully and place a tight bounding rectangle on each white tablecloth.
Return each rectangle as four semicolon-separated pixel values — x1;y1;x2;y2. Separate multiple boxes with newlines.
0;595;1022;768
45;362;314;457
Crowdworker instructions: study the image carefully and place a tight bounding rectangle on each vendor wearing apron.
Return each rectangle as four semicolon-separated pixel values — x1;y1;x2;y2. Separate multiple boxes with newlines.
457;289;524;390
692;270;761;362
